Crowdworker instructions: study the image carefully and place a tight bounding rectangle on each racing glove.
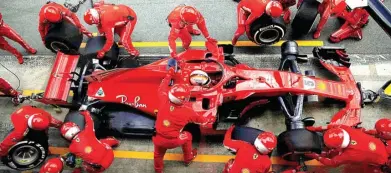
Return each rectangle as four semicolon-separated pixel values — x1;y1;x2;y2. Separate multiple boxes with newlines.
167;58;178;72
97;50;106;59
65;153;77;168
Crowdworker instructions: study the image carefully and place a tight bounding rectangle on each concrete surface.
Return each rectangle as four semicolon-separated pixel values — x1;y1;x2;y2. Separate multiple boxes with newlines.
0;0;390;57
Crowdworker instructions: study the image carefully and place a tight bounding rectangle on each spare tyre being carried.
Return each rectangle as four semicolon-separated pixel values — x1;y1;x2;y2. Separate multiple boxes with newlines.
1;129;49;171
44;21;83;55
82;36;120;70
291;0;320;36
246;15;287;45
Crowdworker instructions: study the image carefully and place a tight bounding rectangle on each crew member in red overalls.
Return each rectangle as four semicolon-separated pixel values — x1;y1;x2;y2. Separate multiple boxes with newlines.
0;13;36;64
232;0;284;45
279;0;297;24
153;68;214;173
222;125;277;173
84;3;139;58
0;105;63;156
167;5;217;59
0;77;20;104
60;111;119;172
39;2;92;45
360;118;391;156
329;7;370;43
305;125;390;172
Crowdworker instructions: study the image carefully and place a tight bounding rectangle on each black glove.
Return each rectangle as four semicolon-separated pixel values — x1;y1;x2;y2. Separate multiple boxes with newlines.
65;153;76;168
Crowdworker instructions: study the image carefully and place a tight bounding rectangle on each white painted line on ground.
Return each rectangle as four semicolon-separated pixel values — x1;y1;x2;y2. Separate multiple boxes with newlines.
350;65;371;76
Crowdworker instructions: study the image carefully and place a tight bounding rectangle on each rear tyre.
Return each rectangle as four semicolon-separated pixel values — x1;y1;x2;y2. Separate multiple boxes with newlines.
291;0;320;36
1;129;48;171
277;129;323;161
83;36;120;69
44;21;83;55
248;15;286;45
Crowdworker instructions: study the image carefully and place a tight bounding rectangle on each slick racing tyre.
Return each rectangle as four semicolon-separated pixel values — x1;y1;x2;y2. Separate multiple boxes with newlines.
1;129;48;171
291;0;320;35
277;129;323;161
231;126;264;144
247;15;286;45
45;21;83;55
83;36;120;69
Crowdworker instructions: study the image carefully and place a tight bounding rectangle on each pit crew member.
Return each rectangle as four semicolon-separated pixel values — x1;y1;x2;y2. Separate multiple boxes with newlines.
84;3;139;58
39;1;92;45
167;5;217;59
306;125;389;171
0;105;63;156
0;77;20;104
232;0;284;45
0;12;36;64
222;125;277;173
153;68;215;173
60;111;120;172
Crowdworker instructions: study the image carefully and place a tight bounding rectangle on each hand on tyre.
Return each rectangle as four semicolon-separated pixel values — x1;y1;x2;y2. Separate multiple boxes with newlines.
97;51;105;59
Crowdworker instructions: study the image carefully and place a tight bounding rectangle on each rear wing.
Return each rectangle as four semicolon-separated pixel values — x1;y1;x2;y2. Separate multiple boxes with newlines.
37;52;79;106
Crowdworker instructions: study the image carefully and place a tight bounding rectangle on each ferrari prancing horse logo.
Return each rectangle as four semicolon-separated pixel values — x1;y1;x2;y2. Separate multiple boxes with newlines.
351;140;357;145
170;106;175;112
253;153;258;159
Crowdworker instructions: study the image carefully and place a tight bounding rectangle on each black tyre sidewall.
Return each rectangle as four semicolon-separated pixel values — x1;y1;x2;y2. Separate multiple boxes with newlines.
44;21;83;55
64;110;102;137
291;0;320;35
82;36;120;69
249;15;286;45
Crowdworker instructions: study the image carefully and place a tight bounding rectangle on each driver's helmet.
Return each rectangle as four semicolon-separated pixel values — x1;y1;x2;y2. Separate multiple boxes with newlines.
323;128;350;149
265;1;283;18
375;118;391;140
84;8;100;25
60;122;81;140
254;132;277;154
190;70;211;86
180;6;201;25
43;6;63;23
28;114;50;131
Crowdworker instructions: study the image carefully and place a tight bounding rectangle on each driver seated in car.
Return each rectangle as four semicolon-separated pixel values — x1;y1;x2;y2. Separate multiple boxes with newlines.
0;105;63;157
189;70;212;87
232;0;284;45
223;125;277;173
306;125;389;172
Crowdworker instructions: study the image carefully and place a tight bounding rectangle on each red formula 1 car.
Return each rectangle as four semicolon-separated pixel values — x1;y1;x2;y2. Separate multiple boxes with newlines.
24;37;370;168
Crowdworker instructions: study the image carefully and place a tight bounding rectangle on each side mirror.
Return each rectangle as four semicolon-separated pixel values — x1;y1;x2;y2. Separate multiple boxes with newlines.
379;80;391;99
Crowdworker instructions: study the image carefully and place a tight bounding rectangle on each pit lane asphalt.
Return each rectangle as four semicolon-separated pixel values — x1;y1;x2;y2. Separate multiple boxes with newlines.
0;0;391;56
0;54;391;173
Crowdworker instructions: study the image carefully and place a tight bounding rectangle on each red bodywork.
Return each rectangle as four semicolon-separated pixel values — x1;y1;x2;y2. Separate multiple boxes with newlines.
76;47;362;135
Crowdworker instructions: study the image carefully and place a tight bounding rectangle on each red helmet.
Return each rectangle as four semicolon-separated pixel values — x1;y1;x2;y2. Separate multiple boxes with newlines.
27;114;50;130
180;6;201;25
375;118;391;140
43;6;63;23
323;128;350;149
265;1;283;18
254;132;277;154
84;8;100;25
60;122;81;140
168;84;191;105
39;157;64;173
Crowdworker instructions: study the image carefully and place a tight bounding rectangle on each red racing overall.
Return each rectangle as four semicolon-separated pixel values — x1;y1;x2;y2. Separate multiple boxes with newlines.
93;3;139;58
223;126;272;173
307;125;389;172
0;106;62;156
330;8;370;43
0;77;18;97
68;111;119;173
153;72;212;173
38;2;91;44
167;5;214;59
0;13;36;64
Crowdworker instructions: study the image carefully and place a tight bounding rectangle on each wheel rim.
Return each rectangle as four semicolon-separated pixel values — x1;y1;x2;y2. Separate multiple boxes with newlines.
12;146;39;166
50;41;70;52
254;26;284;45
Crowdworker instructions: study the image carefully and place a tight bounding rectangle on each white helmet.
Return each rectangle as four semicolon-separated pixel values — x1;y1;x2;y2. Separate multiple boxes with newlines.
190;70;210;86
